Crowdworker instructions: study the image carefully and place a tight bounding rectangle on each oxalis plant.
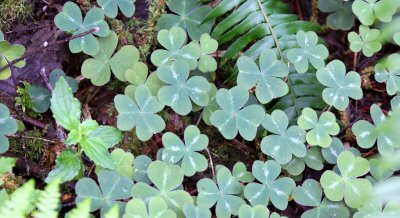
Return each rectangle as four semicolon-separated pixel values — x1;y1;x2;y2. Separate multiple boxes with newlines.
2;0;400;218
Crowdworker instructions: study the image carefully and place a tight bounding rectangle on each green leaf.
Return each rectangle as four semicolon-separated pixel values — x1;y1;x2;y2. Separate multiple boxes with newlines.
316;60;363;110
244;160;295;210
292;179;322;207
54;2;110;55
198;34;218;72
65;199;91;218
321;137;344;164
232;162;255;183
131;161;193;217
158;0;214;40
123;197;177;218
352;0;397;26
157;60;211;115
45;150;81;183
161;125;208;176
0;103;18;153
0;40;25;80
133;155;152;184
183;204;211;218
202;84;219;125
49;69;78;93
348;25;382;57
352;104;400;156
82;32;142;85
297;107;339;147
369;155;400;182
375;53;400;95
287;30;329;73
210;86;265;141
237;49;289;104
115;84;165;141
80;137;116;169
0;157;16;185
50;77;81;131
354;200;400;218
261;110;307;164
151;27;201;70
283;146;324;176
32;178;61;218
75;170;133;216
28;85;51;113
197;167;245;218
320;151;372;208
125;62;148;86
238;204;270;218
87;125;122;148
301;198;350;218
317;0;354;30
0;31;4;41
0;180;35;218
96;148;134;178
104;205;119;218
97;0;136;18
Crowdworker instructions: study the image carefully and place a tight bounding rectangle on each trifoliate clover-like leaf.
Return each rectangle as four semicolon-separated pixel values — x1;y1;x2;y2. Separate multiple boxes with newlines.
123;197;176;218
125;62;148;86
320;151;372;208
238;204;270;218
261;110;307;164
125;72;166;100
294;179;350;218
161;125;208;177
157;0;214;40
49;69;78;93
316;60;363;110
374;53;400;95
151;27;201;70
282;146;324;176
0;31;3;41
297;107;340;147
115;84;165;141
131;161;193;217
352;104;399;156
348;25;382;57
232;162;255;183
244;160;296;210
369;154;400;182
354;200;400;218
96;148;134;178
237;49;289;104
287;30;329;73
394;32;400;46
198;34;218;73
352;0;397;26
27;85;51;113
321;137;344;164
97;0;136;18
82;32;141;86
157;60;210;115
197;167;245;218
0;103;18;153
210;86;265;141
318;0;354;30
0;40;25;80
76;170;133;216
183;204;211;218
45;150;81;183
54;2;110;55
133;155;152;184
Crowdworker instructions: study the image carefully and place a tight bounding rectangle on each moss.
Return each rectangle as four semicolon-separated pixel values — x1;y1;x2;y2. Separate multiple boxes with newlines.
14;81;41;118
0;0;33;31
118;131;146;156
9;129;48;162
1;173;25;193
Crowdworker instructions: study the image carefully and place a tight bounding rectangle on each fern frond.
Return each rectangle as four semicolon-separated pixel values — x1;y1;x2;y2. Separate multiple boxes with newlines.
0;180;35;218
65;199;91;218
270;71;325;122
32;178;61;218
205;0;319;59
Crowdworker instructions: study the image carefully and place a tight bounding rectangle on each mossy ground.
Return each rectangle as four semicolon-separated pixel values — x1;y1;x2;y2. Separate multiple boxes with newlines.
0;0;32;31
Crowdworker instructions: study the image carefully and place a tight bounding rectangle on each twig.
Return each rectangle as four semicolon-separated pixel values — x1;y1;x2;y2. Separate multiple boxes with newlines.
205;148;216;180
8;135;58;144
0;28;97;73
22;116;47;129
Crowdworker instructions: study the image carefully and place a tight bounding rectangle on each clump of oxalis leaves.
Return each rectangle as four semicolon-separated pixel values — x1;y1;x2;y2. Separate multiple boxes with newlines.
1;0;400;217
